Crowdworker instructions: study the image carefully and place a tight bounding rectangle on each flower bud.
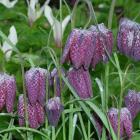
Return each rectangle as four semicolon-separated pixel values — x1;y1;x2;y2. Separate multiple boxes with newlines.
61;29;95;70
46;97;63;126
25;68;47;105
0;73;16;113
125;90;140;119
108;107;132;138
117;18;140;60
67;67;93;99
89;23;113;68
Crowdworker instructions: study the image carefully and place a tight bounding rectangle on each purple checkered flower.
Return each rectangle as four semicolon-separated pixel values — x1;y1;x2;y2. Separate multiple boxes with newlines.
18;95;45;128
67;67;93;99
117;18;140;60
25;68;47;106
108;107;132;139
61;29;95;70
125;89;140;120
46;97;63;126
0;73;16;113
89;23;113;68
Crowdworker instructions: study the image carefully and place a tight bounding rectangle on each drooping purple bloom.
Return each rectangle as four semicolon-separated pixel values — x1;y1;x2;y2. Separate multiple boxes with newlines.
18;95;44;128
117;18;140;60
125;89;140;119
61;29;95;70
46;97;63;126
67;67;93;99
108;107;132;139
25;68;47;105
89;23;113;68
0;73;16;113
50;68;65;97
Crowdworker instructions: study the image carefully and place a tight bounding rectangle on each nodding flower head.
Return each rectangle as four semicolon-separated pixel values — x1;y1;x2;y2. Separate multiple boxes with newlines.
25;68;47;106
67;67;93;99
117;18;140;60
45;97;63;126
108;107;132;139
18;95;45;128
0;73;16;113
89;23;113;68
125;89;140;120
61;29;95;70
50;68;65;97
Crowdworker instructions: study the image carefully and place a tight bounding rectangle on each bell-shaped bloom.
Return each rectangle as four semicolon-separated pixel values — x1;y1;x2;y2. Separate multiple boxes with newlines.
25;68;47;106
50;68;65;97
0;0;18;8
117;18;140;60
61;29;95;69
45;97;63;126
27;0;50;26
67;67;93;99
1;26;18;60
44;5;71;48
0;73;16;113
18;95;45;128
89;23;113;68
125;89;140;120
108;107;132;139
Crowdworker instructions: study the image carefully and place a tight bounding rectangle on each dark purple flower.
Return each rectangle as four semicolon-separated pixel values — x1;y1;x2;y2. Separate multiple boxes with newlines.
0;73;16;113
50;68;65;97
125;89;140;119
25;68;47;105
117;18;140;60
67;67;93;99
46;97;63;126
61;29;95;70
108;107;132;139
89;23;113;68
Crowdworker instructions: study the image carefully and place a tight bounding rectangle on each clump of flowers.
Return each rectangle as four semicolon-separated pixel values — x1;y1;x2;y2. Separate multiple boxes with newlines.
0;73;16;113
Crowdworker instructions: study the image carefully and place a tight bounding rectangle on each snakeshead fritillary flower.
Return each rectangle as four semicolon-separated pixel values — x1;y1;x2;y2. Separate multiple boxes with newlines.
50;68;65;97
61;29;95;70
0;73;16;113
125;90;140;120
89;23;113;68
108;108;132;139
67;67;93;99
18;95;45;128
25;68;47;105
46;97;63;126
117;18;140;60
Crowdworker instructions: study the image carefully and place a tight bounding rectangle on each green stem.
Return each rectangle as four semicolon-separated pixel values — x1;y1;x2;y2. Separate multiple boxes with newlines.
52;126;55;140
108;0;116;29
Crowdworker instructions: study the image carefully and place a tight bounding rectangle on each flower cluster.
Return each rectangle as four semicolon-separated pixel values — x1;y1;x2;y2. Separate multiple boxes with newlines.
61;23;113;99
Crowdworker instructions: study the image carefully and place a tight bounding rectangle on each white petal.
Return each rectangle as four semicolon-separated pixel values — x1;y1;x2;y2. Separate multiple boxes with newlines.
0;0;18;8
30;0;38;11
1;26;18;60
62;15;71;34
44;5;55;26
